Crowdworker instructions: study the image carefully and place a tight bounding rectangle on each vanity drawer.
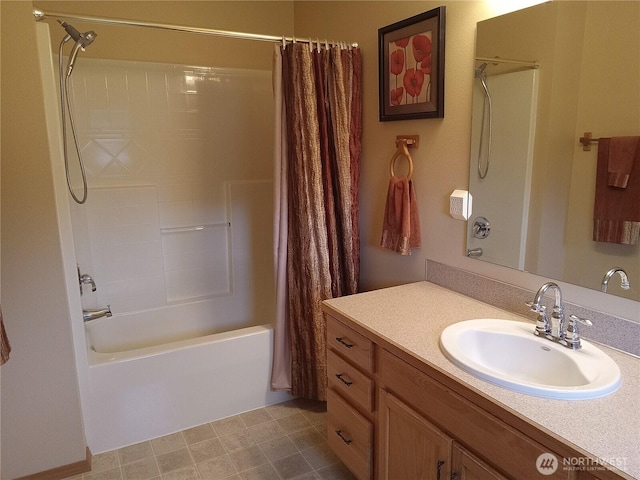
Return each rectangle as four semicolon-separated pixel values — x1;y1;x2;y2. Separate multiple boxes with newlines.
327;315;374;373
327;349;374;412
327;389;373;480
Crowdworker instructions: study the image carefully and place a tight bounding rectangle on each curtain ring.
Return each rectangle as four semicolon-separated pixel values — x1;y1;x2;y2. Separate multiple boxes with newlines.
389;140;414;180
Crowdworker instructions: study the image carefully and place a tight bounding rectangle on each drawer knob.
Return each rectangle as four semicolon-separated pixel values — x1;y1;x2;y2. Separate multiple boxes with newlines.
335;373;353;386
335;429;352;445
335;337;354;348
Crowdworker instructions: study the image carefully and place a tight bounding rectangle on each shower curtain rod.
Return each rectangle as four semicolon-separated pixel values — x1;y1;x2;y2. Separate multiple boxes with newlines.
33;9;358;48
475;56;539;69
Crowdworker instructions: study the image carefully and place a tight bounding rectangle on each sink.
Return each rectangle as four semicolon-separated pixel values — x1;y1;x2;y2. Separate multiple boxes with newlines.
439;319;621;400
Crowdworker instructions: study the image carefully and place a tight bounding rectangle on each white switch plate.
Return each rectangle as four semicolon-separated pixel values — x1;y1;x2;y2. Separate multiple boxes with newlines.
450;190;472;220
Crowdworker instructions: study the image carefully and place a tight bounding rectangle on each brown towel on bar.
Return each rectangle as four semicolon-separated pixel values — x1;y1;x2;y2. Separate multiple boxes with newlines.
608;136;639;188
593;137;640;245
1;306;11;365
380;176;421;255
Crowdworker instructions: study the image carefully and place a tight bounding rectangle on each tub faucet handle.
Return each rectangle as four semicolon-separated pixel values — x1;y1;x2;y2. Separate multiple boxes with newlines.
78;269;97;294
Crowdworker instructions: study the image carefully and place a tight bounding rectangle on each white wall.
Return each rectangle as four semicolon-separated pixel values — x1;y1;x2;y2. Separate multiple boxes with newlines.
1;4;87;478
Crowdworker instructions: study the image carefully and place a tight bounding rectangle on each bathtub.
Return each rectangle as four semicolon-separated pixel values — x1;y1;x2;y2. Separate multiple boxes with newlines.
83;301;291;453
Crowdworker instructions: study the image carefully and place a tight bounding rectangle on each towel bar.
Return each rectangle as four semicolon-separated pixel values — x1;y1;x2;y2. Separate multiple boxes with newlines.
579;132;600;151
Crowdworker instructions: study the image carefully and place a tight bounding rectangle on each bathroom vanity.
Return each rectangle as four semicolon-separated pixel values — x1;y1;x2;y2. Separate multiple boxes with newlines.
322;282;638;480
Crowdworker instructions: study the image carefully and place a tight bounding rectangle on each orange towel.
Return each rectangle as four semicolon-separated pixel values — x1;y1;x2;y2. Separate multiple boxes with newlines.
593;137;640;245
380;176;421;255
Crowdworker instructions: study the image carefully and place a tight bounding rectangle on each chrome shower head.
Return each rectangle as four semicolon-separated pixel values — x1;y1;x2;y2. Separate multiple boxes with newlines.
58;21;98;77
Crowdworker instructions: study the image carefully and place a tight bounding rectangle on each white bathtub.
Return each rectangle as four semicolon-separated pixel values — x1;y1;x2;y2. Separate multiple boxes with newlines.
82;302;290;453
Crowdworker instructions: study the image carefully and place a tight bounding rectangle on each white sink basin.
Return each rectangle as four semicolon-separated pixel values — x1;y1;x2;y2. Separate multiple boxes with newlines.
439;319;621;400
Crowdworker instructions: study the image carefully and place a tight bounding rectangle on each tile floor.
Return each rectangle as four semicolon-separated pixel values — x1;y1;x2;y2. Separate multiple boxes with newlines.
64;398;355;480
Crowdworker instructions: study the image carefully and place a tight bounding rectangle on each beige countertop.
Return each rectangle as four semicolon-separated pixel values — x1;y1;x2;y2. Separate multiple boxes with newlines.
323;281;640;479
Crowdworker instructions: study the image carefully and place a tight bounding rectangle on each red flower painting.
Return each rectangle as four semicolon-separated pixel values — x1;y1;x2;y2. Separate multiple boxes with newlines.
388;30;433;106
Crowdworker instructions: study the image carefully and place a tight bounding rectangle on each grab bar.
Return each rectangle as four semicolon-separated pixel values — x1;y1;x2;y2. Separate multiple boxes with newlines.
160;222;230;234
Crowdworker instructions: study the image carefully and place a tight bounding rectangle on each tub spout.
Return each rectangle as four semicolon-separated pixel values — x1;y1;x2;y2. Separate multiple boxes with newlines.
83;305;112;322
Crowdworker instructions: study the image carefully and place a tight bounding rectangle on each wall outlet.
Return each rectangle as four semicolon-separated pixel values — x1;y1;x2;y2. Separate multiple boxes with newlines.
450;190;472;220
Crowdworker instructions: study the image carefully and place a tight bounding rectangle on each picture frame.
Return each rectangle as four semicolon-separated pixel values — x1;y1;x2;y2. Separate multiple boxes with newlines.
378;7;446;121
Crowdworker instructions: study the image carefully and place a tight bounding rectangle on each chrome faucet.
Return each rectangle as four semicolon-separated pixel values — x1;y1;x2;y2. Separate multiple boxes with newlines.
83;305;112;322
78;265;97;295
527;282;593;349
529;282;565;341
601;267;630;293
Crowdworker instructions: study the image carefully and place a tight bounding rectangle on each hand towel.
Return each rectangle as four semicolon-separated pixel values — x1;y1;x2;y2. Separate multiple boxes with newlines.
380;176;421;255
1;306;11;366
607;136;639;188
593;137;640;245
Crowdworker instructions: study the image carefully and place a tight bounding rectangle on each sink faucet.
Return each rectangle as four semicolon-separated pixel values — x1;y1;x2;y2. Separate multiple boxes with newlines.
529;282;565;341
601;267;630;293
527;282;593;349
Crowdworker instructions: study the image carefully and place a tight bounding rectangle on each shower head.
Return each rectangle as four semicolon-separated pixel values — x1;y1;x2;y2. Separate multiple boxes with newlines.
58;21;98;76
59;21;82;42
475;62;488;79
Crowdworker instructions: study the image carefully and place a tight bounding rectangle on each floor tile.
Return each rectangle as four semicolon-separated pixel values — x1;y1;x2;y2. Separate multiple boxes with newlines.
271;452;313;480
183;423;217;445
258;436;298;462
60;399;352;480
240;408;272;428
151;432;186;455
248;420;286;444
118;442;154;465
121;456;159;480
196;455;237;478
229;445;269;473
156;448;193;474
189;437;226;463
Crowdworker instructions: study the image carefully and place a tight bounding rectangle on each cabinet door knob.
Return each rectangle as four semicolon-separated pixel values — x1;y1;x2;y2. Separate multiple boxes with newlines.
335;337;354;348
436;460;445;480
335;373;353;386
335;429;352;445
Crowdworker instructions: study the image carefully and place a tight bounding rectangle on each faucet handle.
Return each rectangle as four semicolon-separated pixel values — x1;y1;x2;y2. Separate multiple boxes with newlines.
563;314;593;349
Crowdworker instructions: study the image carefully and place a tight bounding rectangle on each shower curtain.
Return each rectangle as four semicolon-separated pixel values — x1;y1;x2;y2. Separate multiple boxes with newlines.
272;42;362;400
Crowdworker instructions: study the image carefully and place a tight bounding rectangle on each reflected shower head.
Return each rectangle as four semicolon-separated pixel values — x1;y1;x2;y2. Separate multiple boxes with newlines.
58;21;98;76
475;62;488;79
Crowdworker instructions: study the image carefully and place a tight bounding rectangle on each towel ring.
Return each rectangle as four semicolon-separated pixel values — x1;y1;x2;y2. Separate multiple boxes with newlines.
390;140;414;180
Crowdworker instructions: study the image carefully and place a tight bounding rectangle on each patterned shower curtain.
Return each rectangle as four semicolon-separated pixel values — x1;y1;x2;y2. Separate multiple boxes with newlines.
271;43;362;400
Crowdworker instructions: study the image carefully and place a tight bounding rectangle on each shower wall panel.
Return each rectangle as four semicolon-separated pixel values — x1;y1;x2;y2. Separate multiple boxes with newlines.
67;58;274;315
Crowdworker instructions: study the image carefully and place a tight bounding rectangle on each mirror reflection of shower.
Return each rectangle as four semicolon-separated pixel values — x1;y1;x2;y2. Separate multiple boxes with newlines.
474;62;492;179
58;21;97;204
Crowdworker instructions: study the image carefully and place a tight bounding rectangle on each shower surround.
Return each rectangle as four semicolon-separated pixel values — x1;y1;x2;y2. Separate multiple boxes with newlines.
38;34;289;453
68;58;275;316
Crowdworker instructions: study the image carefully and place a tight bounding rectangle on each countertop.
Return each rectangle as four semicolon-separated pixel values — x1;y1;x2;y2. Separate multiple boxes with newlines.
323;281;640;479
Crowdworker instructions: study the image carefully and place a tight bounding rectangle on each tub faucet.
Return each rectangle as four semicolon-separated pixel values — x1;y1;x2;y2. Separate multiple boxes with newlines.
601;267;630;293
83;305;112;322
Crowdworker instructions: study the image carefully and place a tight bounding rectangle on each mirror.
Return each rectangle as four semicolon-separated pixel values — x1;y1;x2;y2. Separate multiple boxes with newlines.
467;1;639;301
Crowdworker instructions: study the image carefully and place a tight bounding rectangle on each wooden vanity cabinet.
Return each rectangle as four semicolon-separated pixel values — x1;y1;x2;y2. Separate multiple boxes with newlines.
325;312;629;480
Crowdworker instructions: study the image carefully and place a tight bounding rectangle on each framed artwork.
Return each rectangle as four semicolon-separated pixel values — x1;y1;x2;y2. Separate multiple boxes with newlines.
379;7;446;121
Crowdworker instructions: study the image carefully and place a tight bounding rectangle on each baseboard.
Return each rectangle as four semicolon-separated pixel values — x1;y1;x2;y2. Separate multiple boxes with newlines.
15;447;91;480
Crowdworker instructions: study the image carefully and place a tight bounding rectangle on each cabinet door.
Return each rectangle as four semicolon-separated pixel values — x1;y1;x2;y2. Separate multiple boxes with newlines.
379;390;452;480
451;444;508;480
